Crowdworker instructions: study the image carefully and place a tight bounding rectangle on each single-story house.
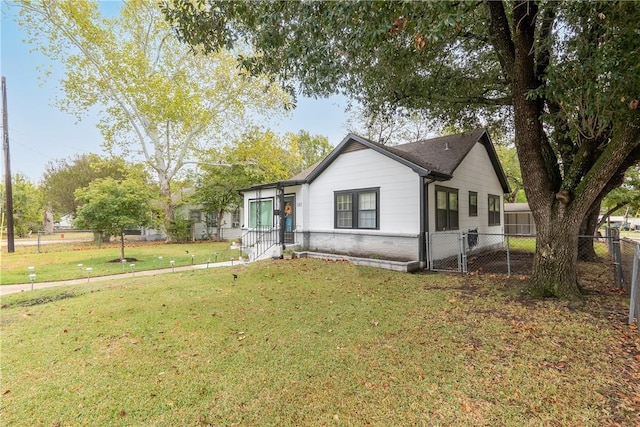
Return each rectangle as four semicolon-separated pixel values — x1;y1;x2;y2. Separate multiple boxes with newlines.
239;129;510;271
504;202;536;235
180;206;243;241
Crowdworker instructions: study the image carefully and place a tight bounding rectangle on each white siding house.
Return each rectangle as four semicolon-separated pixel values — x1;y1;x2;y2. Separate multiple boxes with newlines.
240;129;510;270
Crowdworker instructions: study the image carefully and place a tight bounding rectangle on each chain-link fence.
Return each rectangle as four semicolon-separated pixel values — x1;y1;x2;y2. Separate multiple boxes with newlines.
619;237;640;329
428;229;640;333
429;231;618;276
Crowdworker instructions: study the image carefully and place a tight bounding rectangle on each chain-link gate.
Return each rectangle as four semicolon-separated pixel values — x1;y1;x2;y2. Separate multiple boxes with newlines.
429;232;465;272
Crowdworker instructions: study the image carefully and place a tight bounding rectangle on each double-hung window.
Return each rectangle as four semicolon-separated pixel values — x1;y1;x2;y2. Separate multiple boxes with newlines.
335;188;379;229
435;186;459;231
488;194;501;226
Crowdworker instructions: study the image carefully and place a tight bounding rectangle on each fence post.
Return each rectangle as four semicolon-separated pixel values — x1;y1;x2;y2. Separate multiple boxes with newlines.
629;243;640;326
505;234;511;277
612;235;624;289
460;232;467;273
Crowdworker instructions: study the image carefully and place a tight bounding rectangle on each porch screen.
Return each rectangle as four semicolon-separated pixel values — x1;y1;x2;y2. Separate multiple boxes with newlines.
249;199;273;228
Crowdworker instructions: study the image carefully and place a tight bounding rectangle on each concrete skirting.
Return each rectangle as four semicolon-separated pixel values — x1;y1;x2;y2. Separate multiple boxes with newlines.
294;251;422;273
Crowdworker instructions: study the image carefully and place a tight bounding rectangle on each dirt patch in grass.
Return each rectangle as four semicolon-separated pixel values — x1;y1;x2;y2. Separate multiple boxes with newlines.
107;257;139;263
1;291;79;309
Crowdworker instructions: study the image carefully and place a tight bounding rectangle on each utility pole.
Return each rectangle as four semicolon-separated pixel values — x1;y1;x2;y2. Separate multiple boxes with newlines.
2;76;15;253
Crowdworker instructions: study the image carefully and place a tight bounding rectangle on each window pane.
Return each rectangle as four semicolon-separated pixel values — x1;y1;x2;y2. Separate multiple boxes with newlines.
337;211;352;228
436;209;447;231
448;192;458;210
337;194;352;212
260;200;273;228
249;202;257;228
249;199;272;228
469;191;478;216
336;193;353;228
359;192;376;210
436;191;447;209
449;207;459;229
488;195;500;226
358;210;376;228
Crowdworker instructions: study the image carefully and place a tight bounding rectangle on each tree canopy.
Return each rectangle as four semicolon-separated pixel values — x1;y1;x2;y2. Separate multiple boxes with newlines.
41;154;132;218
74;175;157;260
1;174;43;238
15;0;291;230
165;0;640;298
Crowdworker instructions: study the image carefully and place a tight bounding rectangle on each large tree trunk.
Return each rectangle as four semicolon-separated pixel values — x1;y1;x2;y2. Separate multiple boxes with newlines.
120;232;126;260
508;1;583;298
531;215;582;298
158;175;174;241
215;209;225;241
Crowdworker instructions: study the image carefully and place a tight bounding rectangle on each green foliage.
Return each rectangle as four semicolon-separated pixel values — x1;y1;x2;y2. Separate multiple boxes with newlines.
74;175;157;258
1;174;44;237
600;165;640;218
41;154;133;217
15;0;291;227
0;241;241;285
494;145;524;202
165;216;192;243
286;130;332;173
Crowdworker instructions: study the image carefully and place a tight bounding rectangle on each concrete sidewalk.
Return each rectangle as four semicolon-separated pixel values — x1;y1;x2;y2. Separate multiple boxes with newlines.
0;261;241;296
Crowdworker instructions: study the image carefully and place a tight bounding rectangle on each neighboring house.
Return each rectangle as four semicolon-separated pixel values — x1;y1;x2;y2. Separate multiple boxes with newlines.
178;205;243;241
240;129;510;271
138;188;243;242
504;203;536;235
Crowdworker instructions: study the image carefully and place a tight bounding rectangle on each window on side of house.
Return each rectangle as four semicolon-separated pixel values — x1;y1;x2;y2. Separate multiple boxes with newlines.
204;212;218;227
231;209;241;228
249;198;273;229
488;194;501;226
469;191;478;217
435;186;459;231
334;188;379;230
190;210;201;223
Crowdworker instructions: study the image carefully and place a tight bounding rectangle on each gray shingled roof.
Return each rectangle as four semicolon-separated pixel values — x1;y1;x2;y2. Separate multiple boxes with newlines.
390;128;487;176
240;128;510;194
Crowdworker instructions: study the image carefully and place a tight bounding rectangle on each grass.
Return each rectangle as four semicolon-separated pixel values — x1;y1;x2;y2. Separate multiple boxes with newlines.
0;241;241;285
1;258;638;426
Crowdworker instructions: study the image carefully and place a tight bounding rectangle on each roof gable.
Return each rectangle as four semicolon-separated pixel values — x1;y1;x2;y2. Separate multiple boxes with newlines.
307;129;510;193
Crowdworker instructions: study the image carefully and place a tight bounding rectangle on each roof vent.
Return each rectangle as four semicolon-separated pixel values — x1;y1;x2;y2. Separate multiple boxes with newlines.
444;142;450;151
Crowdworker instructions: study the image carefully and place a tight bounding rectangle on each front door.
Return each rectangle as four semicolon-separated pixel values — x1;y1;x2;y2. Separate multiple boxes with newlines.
283;195;295;243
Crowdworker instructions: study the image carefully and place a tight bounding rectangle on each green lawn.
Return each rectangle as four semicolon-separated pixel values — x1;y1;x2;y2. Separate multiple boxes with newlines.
1;241;241;285
1;258;637;426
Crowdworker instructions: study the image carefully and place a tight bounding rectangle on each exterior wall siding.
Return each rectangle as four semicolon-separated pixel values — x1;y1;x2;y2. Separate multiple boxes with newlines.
427;143;506;262
308;148;421;234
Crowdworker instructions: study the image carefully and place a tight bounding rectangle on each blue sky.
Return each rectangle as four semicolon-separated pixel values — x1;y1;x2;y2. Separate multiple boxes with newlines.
0;1;350;183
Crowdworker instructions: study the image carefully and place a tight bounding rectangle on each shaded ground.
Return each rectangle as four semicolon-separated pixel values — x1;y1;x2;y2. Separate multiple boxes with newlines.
466;249;535;275
447;260;640;427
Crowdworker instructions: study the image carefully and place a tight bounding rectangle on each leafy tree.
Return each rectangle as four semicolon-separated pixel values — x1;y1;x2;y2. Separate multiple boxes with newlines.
286;130;332;173
345;106;435;146
165;0;640;298
41;154;130;218
74;176;157;260
15;0;290;233
599;166;640;226
228;127;301;183
191;161;252;241
1;174;44;238
494;145;524;203
189;129;331;240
